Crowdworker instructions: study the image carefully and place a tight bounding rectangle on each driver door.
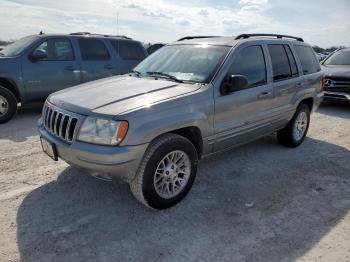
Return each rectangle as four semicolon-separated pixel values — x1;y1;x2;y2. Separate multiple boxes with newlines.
22;37;81;102
213;43;275;151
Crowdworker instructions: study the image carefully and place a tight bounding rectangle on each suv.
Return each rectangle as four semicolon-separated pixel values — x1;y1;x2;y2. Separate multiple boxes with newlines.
0;32;147;123
38;34;323;209
321;48;350;102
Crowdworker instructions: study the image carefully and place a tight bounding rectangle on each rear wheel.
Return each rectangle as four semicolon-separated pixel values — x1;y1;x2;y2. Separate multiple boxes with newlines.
130;133;198;209
0;86;17;124
277;103;310;148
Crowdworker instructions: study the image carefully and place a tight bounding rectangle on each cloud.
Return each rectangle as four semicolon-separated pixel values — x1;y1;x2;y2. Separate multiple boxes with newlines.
177;19;191;26
0;0;349;47
198;9;209;17
122;4;145;11
142;12;173;20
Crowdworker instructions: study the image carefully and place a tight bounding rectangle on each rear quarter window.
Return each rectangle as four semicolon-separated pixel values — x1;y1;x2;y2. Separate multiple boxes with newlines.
113;40;146;60
294;45;320;75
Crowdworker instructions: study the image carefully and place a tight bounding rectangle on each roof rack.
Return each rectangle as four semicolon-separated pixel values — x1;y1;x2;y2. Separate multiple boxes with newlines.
70;32;132;39
177;36;220;41
235;33;304;42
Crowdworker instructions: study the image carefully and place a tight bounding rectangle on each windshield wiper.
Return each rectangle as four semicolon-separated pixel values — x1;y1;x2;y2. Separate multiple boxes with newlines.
146;71;183;83
0;52;4;57
129;69;142;77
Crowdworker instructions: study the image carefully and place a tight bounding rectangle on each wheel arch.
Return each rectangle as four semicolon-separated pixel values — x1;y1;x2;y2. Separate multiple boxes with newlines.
299;97;314;111
168;126;203;159
0;77;21;102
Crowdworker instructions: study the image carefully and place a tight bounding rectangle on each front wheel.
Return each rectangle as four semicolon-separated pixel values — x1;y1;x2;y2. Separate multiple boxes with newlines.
277;103;310;148
130;133;198;209
0;86;18;124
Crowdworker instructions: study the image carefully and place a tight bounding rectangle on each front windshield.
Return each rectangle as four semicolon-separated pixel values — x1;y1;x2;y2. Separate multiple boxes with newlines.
324;50;350;65
134;44;230;83
0;35;39;57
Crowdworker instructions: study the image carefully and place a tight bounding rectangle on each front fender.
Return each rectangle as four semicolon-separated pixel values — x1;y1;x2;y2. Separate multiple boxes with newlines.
121;96;213;147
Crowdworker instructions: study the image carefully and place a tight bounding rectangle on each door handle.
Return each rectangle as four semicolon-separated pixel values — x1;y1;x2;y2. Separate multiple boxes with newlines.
64;65;75;71
104;64;114;70
296;82;303;88
258;91;271;99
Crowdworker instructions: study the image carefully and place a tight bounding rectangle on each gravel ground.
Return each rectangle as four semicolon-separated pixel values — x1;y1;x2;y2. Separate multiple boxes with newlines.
0;102;349;262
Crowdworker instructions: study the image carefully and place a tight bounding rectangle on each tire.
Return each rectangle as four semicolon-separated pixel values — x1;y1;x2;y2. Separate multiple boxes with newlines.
0;86;17;124
130;133;198;209
277;103;310;148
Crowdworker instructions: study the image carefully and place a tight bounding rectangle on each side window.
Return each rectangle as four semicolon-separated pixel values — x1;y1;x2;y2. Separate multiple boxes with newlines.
268;44;292;81
228;45;267;88
78;38;110;61
34;38;74;61
294;45;320;75
285;45;298;76
116;40;147;60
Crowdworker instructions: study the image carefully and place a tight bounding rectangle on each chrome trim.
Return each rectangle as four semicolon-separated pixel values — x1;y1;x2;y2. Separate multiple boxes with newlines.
41;102;82;144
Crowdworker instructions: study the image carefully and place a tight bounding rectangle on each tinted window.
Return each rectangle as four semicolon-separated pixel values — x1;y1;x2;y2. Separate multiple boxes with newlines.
35;38;74;61
78;38;110;61
228;45;266;87
294;45;320;75
113;40;146;60
285;45;298;76
268;45;292;81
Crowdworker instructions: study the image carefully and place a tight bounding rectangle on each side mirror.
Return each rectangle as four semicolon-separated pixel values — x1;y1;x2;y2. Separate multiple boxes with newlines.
29;49;47;62
220;75;248;95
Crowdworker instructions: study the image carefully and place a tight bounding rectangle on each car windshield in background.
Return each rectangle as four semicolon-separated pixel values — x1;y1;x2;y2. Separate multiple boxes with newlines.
134;45;230;83
0;35;39;57
324;50;350;65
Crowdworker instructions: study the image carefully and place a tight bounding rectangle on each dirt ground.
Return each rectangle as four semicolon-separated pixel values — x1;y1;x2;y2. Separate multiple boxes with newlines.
0;102;349;262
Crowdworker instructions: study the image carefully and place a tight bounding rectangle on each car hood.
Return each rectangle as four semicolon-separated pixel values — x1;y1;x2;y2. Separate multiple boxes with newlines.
49;75;201;116
321;64;350;78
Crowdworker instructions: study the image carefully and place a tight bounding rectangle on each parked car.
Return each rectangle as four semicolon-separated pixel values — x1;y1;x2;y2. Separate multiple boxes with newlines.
316;52;327;61
321;48;350;102
0;32;148;123
38;33;323;209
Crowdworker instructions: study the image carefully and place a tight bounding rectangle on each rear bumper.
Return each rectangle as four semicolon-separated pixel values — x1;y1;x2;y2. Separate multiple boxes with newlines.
38;123;148;182
323;91;350;102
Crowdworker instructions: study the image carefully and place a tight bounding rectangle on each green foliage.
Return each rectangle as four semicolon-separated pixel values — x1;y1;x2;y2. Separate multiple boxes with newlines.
0;40;13;46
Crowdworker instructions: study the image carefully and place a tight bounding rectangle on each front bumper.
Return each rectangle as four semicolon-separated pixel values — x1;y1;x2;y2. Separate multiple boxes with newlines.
323;91;350;102
38;123;148;182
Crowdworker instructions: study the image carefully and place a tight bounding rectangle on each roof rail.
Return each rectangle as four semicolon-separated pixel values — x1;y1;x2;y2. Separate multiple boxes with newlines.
70;32;132;39
235;33;304;42
178;36;220;41
70;32;91;35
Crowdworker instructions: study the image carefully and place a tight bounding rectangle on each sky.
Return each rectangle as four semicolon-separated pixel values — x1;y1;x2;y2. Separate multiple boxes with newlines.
0;0;349;47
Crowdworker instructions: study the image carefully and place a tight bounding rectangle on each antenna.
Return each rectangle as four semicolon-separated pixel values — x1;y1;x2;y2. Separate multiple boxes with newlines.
117;12;119;36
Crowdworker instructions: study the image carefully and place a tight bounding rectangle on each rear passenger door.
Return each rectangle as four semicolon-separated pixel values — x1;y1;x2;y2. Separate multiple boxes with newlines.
213;43;275;151
110;40;147;74
266;43;300;116
78;38;115;82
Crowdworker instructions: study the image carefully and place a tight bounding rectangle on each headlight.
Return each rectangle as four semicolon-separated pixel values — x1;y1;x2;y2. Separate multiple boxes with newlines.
77;117;128;145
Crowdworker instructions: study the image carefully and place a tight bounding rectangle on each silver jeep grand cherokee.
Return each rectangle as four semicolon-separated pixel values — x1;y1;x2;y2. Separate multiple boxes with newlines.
38;33;323;209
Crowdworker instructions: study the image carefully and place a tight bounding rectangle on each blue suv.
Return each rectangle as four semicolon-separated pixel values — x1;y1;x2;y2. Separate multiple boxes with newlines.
0;32;148;123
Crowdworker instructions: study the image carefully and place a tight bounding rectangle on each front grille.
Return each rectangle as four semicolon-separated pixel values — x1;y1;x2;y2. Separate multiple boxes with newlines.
324;77;350;93
42;103;80;143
